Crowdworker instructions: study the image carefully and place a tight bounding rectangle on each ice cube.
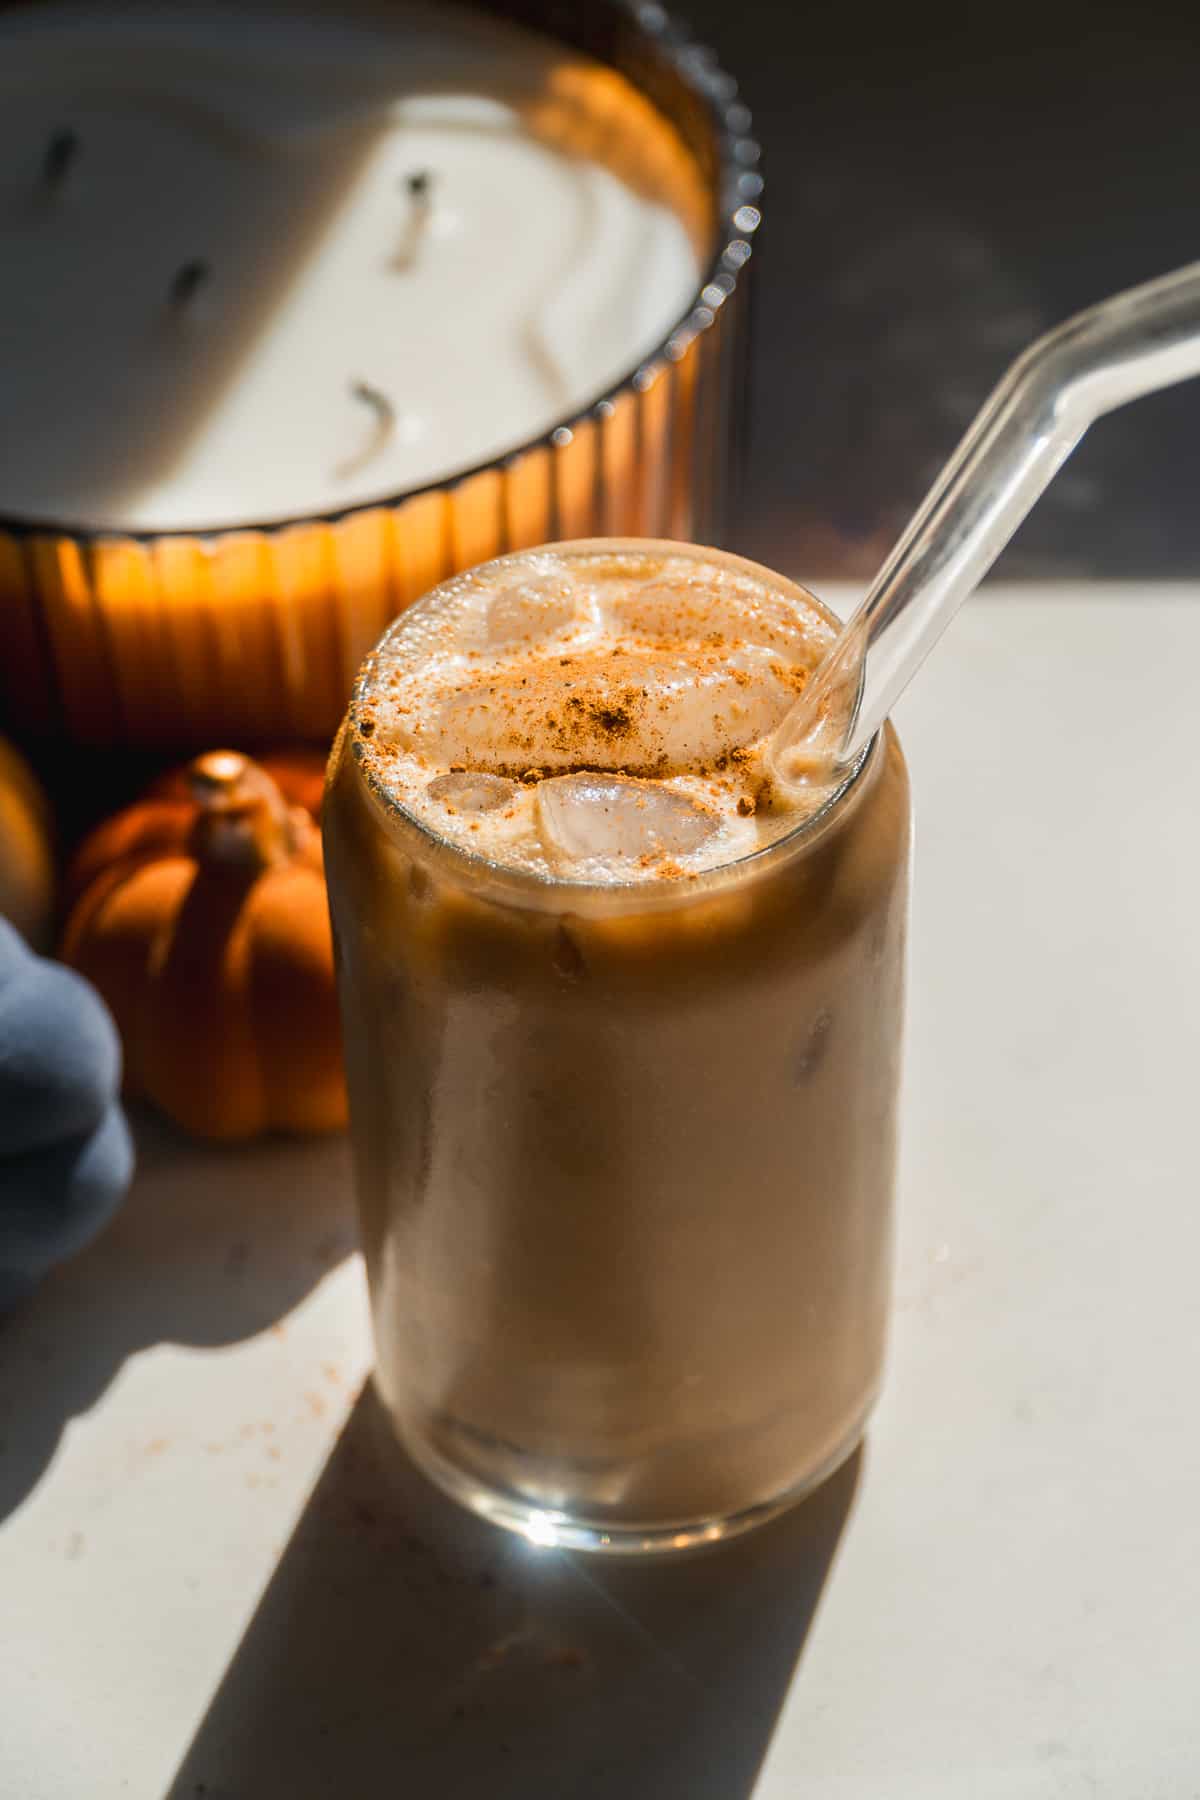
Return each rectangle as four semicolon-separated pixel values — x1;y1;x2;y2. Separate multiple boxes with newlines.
606;578;828;665
426;771;516;813
537;773;717;865
484;575;577;648
429;646;795;774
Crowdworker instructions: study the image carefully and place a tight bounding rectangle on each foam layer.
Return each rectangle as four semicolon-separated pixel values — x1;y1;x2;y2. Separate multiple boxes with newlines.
353;544;842;882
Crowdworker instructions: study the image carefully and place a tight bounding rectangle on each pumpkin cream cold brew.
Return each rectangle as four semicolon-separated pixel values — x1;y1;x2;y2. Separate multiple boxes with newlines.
324;541;910;1551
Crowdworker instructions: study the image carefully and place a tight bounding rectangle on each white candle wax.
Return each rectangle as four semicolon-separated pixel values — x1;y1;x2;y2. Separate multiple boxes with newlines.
0;2;708;532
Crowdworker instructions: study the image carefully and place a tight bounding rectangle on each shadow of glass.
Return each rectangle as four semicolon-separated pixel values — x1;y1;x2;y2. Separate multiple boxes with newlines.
0;1110;356;1522
167;1383;862;1800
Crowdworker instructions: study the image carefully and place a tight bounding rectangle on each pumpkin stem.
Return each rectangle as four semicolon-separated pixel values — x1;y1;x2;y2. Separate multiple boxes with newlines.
187;751;301;875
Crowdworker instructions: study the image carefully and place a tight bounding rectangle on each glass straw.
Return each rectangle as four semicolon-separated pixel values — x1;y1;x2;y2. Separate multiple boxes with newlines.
769;260;1200;787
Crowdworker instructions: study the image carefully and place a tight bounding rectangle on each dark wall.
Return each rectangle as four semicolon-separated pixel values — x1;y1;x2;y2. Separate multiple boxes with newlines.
680;0;1200;579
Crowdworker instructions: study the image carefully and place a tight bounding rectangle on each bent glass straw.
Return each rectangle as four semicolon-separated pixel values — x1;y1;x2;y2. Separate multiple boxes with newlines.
770;261;1200;785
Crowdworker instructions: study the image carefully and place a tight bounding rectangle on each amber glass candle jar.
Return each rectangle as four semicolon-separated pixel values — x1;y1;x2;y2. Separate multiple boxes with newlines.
0;0;759;750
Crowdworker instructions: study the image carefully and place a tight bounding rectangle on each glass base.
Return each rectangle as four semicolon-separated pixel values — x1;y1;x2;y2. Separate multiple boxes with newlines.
399;1412;870;1557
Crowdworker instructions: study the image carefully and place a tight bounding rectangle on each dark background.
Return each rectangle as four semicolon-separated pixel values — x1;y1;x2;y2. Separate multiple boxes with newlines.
678;0;1200;580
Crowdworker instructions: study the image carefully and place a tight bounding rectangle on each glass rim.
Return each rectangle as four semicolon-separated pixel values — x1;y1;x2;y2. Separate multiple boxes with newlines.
344;537;879;909
0;0;761;546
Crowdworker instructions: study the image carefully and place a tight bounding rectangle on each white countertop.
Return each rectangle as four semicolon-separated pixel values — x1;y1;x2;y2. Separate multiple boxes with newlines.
3;585;1200;1800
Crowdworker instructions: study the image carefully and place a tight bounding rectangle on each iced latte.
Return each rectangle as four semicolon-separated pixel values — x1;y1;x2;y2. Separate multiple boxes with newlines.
324;541;910;1552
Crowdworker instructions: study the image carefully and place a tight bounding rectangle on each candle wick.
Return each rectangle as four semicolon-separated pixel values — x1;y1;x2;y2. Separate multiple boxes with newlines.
169;259;212;309
352;378;395;426
42;127;80;188
391;170;434;271
337;379;397;480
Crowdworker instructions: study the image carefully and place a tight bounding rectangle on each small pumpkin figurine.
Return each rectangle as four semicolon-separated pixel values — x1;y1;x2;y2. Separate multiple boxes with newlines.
61;749;347;1142
0;918;133;1311
0;734;56;951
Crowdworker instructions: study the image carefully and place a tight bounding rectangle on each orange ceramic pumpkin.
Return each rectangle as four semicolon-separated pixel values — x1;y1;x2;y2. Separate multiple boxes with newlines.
61;749;347;1141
